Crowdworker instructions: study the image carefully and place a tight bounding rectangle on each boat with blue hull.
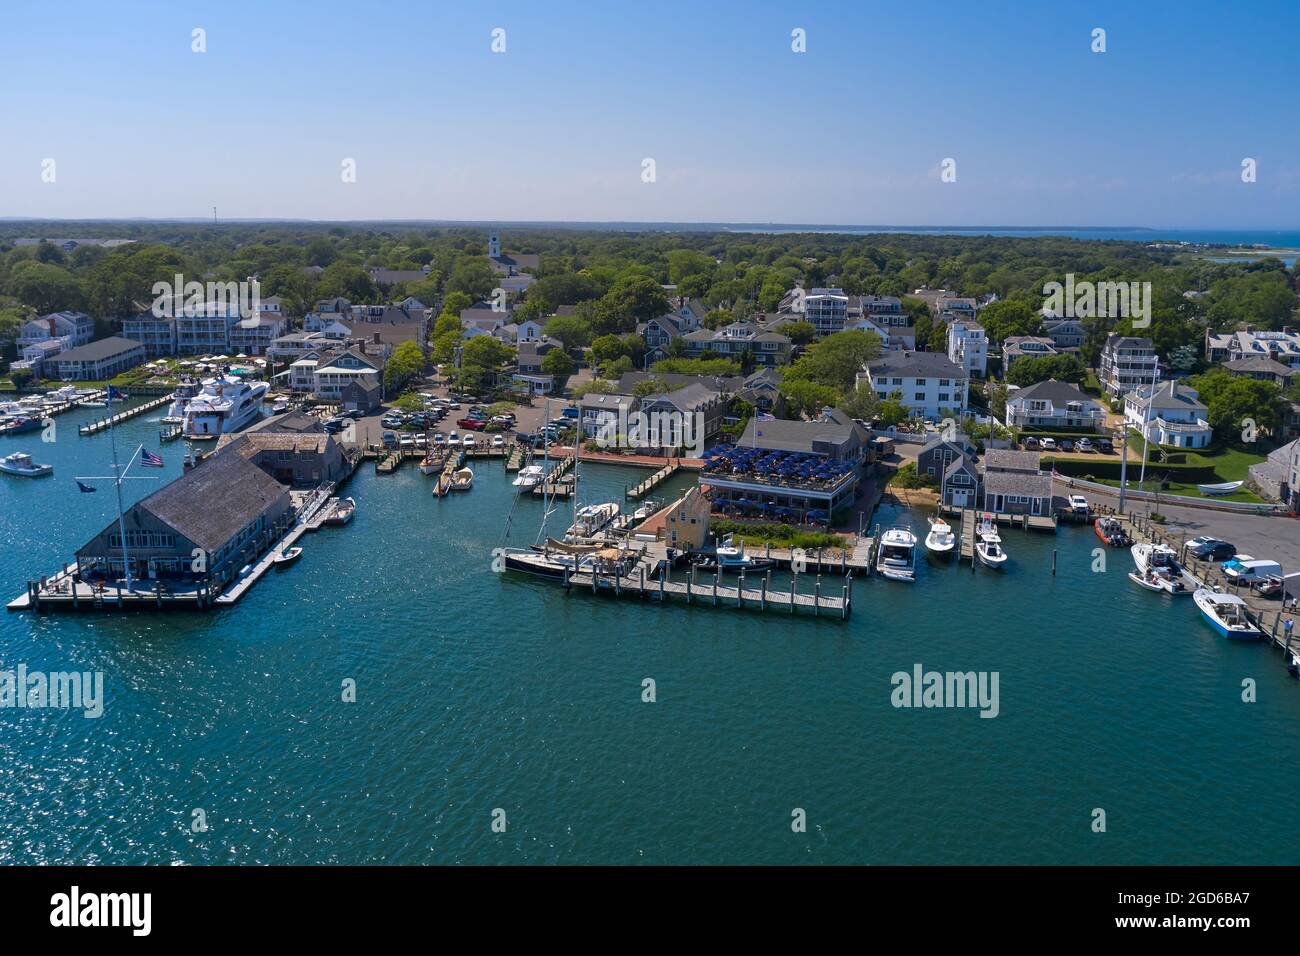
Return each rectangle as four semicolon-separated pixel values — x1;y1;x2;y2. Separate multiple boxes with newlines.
1193;588;1262;640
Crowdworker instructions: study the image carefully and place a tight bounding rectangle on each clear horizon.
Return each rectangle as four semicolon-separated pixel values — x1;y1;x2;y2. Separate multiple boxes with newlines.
2;0;1298;227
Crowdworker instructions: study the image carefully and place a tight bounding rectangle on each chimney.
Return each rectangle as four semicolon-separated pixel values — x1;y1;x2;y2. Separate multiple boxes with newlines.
372;332;381;344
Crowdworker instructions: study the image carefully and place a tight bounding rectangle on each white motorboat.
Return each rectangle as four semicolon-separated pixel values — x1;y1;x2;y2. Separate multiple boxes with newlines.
271;399;290;414
876;527;918;581
975;518;1008;568
1128;569;1192;595
273;546;303;567
1130;543;1197;592
512;464;545;489
564;502;619;541
0;452;53;477
181;375;269;439
1193;588;1261;640
692;536;776;573
449;466;474;491
162;378;202;423
924;516;956;556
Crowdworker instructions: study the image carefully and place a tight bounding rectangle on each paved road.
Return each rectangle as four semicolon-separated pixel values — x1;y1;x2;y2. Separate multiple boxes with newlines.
1058;478;1300;575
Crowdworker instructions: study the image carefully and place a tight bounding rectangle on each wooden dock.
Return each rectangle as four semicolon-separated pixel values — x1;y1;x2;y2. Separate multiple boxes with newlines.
560;558;852;618
505;445;527;471
79;396;170;435
533;455;575;497
627;460;679;499
159;423;183;443
959;509;976;563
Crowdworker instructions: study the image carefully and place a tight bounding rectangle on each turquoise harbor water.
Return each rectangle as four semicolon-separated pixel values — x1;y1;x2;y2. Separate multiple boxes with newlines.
2;403;1299;865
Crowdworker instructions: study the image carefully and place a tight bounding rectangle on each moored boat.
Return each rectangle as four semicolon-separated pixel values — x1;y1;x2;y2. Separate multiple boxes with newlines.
924;516;955;556
0;416;42;436
1193;588;1261;639
975;517;1008;568
564;501;619;540
692;535;777;573
876;526;918;581
1094;515;1131;547
273;546;303;567
449;466;474;491
512;464;544;489
1130;543;1198;592
324;496;356;525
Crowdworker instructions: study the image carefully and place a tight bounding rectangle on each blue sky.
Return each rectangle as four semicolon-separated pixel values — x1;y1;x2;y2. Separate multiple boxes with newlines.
1;0;1297;227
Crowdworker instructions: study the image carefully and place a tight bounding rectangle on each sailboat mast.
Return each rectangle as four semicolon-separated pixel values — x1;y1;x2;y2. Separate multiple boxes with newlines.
1137;352;1160;488
107;394;133;590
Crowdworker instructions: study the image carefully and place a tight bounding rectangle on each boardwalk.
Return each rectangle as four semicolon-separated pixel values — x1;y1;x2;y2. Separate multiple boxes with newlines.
78;396;170;435
627;460;679;499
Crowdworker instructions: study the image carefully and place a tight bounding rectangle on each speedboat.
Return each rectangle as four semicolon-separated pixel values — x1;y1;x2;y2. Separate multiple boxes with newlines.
449;466;474;491
181;374;269;439
1094;515;1131;547
924;516;955;556
273;546;303;567
323;497;356;525
0;452;53;477
512;464;545;489
1193;588;1261;640
271;399;290;414
975;518;1008;568
693;536;777;573
1128;568;1192;595
876;527;918;581
564;502;619;540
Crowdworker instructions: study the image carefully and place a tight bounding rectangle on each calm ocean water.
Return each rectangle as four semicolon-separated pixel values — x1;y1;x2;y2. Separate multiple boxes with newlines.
2;403;1299;865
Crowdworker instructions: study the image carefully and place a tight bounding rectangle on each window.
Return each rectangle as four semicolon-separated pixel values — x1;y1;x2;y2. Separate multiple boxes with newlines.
914;392;925;401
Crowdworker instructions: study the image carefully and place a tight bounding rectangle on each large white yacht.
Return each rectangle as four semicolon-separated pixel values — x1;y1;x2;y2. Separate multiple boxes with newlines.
181;375;269;439
163;378;203;423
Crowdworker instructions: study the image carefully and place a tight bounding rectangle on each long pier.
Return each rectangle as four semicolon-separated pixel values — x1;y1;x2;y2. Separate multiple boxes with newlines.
79;396;170;435
627;460;679;499
560;558;852;618
533;455;575;498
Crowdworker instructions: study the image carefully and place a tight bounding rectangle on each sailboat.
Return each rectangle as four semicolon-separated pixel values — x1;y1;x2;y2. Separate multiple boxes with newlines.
924;516;955;556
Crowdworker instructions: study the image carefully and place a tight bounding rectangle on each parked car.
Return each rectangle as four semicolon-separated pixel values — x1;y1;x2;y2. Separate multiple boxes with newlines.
492;434;506;447
432;433;446;446
1096;439;1114;454
381;431;398;447
1187;538;1236;562
458;418;486;430
1022;437;1040;450
1039;437;1057;451
1059;439;1074;452
1076;438;1094;453
1068;494;1089;514
462;434;477;447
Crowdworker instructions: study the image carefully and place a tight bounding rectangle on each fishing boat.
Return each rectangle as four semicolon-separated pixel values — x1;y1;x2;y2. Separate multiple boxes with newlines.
512;464;544;489
1130;543;1197;592
1094;515;1131;547
0;452;53;477
449;466;474;491
1197;480;1244;496
1193;588;1262;639
924;516;956;556
975;517;1008;568
876;527;918;581
273;546;303;567
564;502;619;541
692;536;777;573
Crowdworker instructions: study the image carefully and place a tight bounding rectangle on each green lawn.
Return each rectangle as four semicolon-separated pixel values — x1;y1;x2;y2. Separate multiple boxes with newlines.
1095;432;1268;502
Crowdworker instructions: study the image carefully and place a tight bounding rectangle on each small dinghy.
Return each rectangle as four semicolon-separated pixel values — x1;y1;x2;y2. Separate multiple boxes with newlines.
1197;480;1243;496
273;546;303;567
1127;568;1191;595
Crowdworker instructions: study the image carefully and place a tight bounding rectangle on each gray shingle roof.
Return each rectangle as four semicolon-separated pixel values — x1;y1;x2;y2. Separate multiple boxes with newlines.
865;350;963;379
136;450;288;553
49;336;143;362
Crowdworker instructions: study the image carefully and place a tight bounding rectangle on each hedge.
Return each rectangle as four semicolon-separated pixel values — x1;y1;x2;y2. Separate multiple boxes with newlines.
1045;456;1222;484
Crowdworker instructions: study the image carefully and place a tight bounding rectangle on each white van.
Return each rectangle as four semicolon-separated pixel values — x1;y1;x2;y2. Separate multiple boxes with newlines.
1222;559;1282;585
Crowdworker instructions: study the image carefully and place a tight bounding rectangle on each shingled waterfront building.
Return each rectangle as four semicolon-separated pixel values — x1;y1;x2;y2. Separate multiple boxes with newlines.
75;451;293;588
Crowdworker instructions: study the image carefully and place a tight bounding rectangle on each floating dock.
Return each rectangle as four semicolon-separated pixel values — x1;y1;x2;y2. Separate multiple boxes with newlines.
627;460;679;499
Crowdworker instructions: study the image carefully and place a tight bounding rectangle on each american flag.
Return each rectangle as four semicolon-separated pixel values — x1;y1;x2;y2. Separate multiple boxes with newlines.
141;449;165;468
